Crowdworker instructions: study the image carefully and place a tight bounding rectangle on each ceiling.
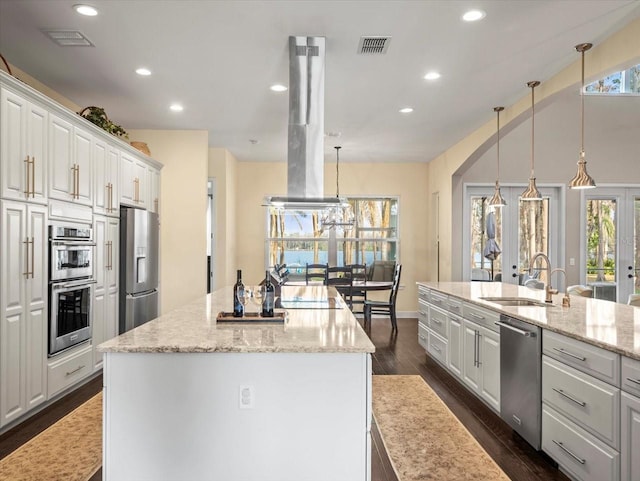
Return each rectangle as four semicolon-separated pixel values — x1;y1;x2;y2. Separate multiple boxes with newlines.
1;0;639;164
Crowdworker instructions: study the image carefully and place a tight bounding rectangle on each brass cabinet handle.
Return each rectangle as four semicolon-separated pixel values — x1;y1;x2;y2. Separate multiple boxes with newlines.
75;164;80;199
24;156;30;196
154;198;158;212
133;177;139;203
23;238;30;278
30;237;34;278
31;157;35;197
109;183;114;212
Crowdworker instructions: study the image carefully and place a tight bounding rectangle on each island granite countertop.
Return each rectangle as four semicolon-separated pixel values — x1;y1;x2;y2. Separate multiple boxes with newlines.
99;285;375;354
417;281;640;360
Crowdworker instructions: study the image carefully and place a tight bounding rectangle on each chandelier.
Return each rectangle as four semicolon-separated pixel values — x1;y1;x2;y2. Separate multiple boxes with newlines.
321;146;355;229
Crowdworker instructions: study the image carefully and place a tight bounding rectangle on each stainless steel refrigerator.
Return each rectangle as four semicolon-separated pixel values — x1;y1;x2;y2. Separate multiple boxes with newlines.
119;207;159;334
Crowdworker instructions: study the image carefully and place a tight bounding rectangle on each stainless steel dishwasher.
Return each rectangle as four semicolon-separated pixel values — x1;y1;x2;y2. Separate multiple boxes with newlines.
497;314;542;449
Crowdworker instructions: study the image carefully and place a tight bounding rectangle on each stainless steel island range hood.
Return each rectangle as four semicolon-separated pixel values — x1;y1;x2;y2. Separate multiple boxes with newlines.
264;36;347;210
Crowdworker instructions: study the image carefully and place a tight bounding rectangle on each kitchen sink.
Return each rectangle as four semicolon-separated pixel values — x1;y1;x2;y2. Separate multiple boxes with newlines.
479;296;551;307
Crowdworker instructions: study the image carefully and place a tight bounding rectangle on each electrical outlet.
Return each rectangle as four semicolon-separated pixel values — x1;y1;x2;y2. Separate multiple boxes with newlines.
239;385;254;409
569;258;575;266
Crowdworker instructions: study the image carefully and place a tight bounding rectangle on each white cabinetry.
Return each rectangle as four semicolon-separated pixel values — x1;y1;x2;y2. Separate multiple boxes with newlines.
542;330;621;481
148;165;160;213
0;201;48;427
1;87;47;203
94;140;119;216
621;356;640;481
93;215;119;370
48;114;93;206
417;286;500;413
120;152;147;208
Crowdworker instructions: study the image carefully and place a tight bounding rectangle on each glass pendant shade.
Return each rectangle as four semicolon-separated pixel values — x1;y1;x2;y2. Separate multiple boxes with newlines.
488;106;506;207
569;43;596;189
569;151;596;189
521;81;542;201
488;182;507;207
521;176;542;200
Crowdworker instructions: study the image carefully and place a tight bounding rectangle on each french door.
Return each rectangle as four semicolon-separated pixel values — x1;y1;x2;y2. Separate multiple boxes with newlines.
581;187;640;303
464;186;563;288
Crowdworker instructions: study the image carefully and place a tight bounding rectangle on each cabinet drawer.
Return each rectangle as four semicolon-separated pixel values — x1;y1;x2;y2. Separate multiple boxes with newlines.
543;355;619;449
462;302;499;333
429;290;447;310
47;344;93;399
418;286;429;303
428;305;448;339
418;323;428;350
542;404;619;481
427;331;447;366
444;297;462;316
418;300;428;327
622;356;640;397
543;330;620;386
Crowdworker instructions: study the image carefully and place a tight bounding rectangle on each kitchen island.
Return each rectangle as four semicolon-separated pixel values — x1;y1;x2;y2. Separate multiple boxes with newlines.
417;281;640;481
99;286;375;481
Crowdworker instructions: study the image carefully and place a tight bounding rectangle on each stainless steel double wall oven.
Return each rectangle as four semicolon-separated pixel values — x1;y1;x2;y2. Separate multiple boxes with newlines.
48;224;96;356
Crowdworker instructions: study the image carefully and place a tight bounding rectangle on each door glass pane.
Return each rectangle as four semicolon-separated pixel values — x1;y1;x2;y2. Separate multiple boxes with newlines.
634;197;640;295
519;199;549;283
469;196;502;280
585;199;617;301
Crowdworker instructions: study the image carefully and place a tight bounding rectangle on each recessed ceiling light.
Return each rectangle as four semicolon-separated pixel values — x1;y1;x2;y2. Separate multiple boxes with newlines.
135;68;151;76
169;104;183;112
270;84;287;92
462;9;486;22
73;4;98;16
249;139;259;145
424;71;441;80
399;107;413;114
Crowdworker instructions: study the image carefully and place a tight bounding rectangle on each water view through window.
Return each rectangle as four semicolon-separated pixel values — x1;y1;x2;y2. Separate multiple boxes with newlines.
266;197;399;274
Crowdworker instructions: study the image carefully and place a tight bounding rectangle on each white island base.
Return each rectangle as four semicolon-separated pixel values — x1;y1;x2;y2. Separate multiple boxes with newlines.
103;351;372;480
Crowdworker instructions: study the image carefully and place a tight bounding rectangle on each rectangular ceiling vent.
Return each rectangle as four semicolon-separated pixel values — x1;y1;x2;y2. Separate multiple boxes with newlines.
42;29;94;47
357;36;391;55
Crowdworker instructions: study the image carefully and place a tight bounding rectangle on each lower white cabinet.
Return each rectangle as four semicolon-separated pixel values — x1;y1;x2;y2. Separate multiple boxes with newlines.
621;391;640;481
462;319;500;412
448;314;462;379
47;343;93;399
543;403;620;481
0;200;48;427
93;215;119;371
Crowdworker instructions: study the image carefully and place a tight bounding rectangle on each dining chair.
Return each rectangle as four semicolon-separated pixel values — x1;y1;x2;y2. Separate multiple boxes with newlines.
347;263;367;314
327;266;353;307
364;264;402;330
567;285;594;298
305;263;328;285
628;294;640;307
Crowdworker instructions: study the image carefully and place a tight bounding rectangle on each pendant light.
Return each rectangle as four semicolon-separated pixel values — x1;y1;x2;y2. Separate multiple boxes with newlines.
521;81;542;201
488;106;506;207
321;146;355;229
569;42;596;189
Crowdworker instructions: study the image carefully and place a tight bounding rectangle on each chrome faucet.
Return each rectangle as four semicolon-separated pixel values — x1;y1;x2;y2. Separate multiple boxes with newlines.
529;252;555;303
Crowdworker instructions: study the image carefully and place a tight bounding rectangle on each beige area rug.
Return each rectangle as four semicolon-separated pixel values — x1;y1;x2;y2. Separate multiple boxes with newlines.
373;375;511;481
0;392;102;481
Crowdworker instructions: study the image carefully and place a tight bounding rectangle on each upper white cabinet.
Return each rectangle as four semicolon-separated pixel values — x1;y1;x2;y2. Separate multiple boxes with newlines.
120;152;147;209
148;166;160;214
0;87;48;204
48;114;93;206
94;139;119;216
0;200;48;427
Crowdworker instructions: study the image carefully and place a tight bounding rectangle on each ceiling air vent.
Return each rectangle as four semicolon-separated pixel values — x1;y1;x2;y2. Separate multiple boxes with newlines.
357;36;391;55
42;29;94;47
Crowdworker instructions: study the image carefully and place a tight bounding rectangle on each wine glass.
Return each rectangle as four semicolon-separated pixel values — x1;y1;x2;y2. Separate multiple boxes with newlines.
252;285;264;309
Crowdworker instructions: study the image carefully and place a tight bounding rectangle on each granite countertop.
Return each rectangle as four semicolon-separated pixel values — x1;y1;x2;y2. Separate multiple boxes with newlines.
417;281;640;360
98;286;375;354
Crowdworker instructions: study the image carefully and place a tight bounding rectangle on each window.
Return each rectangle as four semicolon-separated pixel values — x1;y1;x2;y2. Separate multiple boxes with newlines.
585;64;640;95
266;197;399;275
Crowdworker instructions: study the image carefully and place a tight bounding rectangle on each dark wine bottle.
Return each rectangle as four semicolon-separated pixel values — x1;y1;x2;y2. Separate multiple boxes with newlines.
262;270;275;317
233;269;245;317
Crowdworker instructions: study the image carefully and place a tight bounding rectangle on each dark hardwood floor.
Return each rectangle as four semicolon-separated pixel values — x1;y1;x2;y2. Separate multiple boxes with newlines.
0;318;566;481
367;317;568;481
